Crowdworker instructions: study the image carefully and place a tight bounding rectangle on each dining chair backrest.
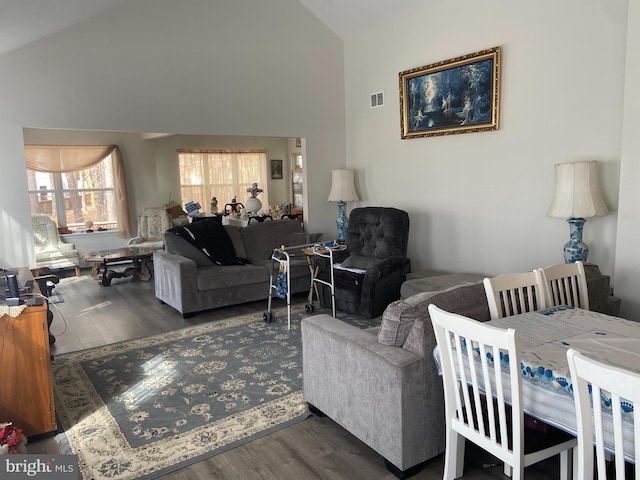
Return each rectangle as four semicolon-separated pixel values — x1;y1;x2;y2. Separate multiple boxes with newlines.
537;261;589;310
483;270;548;320
567;348;640;480
430;304;575;479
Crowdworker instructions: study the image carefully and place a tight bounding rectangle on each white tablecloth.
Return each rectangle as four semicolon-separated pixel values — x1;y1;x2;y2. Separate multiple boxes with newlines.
488;306;639;460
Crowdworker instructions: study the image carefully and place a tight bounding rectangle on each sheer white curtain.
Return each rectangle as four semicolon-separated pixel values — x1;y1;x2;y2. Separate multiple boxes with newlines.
177;150;269;211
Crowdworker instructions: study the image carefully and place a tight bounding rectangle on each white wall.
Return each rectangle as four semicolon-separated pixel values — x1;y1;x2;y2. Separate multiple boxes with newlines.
344;0;626;282
615;0;640;319
0;0;345;269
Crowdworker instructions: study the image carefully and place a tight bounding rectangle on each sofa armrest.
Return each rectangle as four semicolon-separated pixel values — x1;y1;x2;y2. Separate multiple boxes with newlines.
301;314;444;469
153;250;199;313
154;250;198;282
56;242;75;251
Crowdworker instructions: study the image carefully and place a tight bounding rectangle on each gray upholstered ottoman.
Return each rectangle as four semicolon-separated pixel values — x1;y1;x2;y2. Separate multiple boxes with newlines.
400;272;486;299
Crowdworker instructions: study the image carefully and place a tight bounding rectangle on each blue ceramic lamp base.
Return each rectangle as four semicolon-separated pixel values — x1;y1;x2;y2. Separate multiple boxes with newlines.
335;201;348;244
563;217;589;263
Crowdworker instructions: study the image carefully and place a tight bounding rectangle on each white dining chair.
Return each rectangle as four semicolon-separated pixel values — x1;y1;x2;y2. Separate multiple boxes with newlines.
567;348;640;480
429;304;576;479
483;270;548;320
537;261;589;310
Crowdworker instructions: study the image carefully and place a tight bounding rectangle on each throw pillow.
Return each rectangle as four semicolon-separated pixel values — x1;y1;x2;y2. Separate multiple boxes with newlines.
378;281;482;347
378;297;419;346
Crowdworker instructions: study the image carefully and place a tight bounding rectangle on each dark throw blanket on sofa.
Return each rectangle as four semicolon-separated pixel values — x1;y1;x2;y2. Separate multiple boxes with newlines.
167;221;247;266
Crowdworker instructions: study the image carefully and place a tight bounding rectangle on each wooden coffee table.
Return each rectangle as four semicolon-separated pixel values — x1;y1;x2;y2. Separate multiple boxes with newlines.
83;247;155;286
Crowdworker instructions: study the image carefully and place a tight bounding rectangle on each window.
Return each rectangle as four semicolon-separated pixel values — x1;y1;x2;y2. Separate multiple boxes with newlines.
178;150;269;212
25;146;124;232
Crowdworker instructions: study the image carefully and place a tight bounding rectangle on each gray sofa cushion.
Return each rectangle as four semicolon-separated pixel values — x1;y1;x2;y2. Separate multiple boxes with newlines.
286;231;322;247
168;221;247;265
164;224;247;267
164;230;212;266
240;219;305;263
196;263;269;291
402;282;490;355
378;281;480;347
400;272;486;299
225;226;246;259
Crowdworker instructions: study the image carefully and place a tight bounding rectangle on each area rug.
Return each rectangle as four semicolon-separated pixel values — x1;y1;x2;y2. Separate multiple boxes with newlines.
52;305;378;480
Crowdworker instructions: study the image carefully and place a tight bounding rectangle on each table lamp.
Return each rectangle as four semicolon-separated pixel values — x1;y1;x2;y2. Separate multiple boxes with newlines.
327;169;359;244
548;160;608;263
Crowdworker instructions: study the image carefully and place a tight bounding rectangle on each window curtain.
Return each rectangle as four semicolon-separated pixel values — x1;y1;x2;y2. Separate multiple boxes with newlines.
24;145;132;238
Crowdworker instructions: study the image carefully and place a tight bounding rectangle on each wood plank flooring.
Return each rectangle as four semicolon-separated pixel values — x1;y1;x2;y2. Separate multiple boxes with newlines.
27;269;560;479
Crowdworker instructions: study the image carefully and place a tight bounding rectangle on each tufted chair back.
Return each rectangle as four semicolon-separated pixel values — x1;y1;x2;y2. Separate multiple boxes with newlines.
317;206;411;318
346;207;409;259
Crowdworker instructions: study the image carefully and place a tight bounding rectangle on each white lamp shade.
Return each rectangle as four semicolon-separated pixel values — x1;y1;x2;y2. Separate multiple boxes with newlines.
548;160;608;218
327;169;360;202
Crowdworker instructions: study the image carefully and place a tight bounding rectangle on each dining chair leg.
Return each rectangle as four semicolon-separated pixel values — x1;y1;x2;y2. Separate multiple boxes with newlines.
559;448;573;480
572;447;580;480
443;429;465;479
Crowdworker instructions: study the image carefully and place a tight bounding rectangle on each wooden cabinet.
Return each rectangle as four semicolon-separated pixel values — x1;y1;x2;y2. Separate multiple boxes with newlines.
0;303;56;437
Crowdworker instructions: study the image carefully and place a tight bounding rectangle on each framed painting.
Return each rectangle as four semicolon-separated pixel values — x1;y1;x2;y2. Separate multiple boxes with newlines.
271;159;283;179
399;46;501;139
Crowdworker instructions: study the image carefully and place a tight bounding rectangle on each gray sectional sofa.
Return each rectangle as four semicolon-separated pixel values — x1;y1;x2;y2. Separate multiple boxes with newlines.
154;219;320;317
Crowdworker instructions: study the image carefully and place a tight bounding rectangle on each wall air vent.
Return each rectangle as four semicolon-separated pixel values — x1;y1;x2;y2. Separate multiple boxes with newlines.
370;91;384;108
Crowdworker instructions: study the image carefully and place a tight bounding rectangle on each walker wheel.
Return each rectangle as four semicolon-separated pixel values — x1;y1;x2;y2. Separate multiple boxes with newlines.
263;311;274;323
305;303;315;314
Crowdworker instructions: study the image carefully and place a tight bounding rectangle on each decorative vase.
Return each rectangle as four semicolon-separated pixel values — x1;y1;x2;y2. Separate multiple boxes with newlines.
563;217;589;263
245;196;262;214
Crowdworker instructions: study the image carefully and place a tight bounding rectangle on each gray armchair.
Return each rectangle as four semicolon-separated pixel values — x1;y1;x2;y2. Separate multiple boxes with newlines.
318;207;411;317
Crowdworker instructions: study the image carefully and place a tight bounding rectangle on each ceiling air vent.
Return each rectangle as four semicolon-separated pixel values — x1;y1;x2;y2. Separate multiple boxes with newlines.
370;91;384;108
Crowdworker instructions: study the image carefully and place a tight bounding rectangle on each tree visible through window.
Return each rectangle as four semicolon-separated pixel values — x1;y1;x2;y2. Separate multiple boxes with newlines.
178;150;269;213
27;152;118;230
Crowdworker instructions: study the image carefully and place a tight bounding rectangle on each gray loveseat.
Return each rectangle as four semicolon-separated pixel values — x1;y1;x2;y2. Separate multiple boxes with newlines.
154;219;319;317
301;264;620;478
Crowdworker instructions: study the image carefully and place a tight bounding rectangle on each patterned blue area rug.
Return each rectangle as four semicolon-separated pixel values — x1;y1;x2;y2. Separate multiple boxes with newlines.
52;305;378;480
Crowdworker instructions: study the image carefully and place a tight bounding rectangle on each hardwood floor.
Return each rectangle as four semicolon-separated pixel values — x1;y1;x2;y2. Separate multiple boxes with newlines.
27;269;560;479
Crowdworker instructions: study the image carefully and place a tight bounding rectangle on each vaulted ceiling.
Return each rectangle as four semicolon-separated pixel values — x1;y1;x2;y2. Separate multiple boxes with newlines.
0;0;440;57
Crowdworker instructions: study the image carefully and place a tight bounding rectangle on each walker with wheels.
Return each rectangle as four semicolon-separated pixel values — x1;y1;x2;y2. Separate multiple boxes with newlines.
263;245;298;331
302;243;345;318
264;242;344;330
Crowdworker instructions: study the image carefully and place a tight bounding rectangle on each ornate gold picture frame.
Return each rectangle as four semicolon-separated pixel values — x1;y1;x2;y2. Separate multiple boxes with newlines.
399;46;501;139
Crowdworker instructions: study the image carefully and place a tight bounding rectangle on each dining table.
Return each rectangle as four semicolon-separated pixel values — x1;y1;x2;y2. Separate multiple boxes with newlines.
483;305;640;461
